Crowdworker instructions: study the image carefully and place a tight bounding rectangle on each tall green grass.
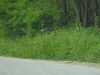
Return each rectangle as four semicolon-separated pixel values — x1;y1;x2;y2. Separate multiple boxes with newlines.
0;24;100;63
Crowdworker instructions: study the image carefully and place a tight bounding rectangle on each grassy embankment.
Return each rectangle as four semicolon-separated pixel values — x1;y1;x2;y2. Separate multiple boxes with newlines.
0;24;100;63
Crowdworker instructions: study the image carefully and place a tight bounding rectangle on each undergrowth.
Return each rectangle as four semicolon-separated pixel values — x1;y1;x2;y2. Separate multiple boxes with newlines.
0;24;100;63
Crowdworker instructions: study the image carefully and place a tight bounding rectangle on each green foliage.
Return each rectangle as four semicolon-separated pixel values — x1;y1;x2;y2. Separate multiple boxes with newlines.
0;0;62;38
0;27;100;63
0;18;5;38
0;24;4;38
0;0;76;38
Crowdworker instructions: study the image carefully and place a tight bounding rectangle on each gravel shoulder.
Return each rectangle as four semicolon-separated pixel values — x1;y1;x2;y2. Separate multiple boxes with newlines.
51;60;100;69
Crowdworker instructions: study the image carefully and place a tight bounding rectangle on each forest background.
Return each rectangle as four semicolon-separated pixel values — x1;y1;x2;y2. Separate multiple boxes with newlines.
0;0;100;38
0;0;100;63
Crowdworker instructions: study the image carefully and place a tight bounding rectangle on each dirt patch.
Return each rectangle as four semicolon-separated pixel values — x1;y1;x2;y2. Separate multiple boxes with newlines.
34;59;100;69
51;60;100;69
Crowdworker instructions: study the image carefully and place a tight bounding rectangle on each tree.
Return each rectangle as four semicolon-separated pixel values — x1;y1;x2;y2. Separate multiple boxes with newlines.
0;0;61;37
72;0;100;28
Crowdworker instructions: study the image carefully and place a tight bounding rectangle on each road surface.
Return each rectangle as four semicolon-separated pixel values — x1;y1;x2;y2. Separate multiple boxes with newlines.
0;56;100;75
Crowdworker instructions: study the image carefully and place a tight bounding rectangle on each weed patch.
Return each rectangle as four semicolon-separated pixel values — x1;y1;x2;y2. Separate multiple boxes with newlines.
0;25;100;63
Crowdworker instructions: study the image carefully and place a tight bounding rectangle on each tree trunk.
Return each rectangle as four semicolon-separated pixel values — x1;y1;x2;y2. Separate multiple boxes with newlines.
61;0;67;21
72;0;100;28
72;0;82;25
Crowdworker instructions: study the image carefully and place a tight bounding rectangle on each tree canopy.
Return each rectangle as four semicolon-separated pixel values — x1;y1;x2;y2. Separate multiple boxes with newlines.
0;0;100;38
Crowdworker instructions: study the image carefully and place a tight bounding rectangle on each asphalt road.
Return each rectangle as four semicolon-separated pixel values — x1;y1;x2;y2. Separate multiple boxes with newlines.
0;56;100;75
